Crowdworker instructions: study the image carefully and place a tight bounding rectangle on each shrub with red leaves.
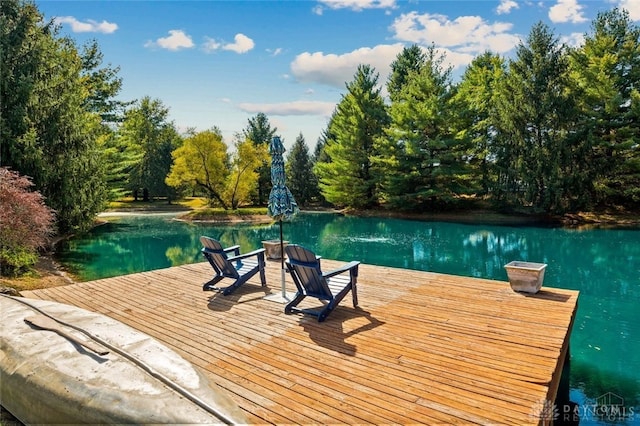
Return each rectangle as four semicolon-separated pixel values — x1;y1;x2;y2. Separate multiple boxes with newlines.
0;167;56;276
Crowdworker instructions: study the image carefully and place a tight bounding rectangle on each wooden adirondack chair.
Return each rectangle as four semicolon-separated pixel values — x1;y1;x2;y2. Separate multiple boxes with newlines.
200;236;266;295
284;244;360;322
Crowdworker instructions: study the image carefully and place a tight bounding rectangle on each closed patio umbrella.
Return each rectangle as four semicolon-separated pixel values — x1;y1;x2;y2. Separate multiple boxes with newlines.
264;136;299;303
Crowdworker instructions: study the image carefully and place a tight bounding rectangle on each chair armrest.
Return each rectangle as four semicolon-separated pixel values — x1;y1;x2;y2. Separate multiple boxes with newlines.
223;245;241;256
323;261;360;278
228;248;266;262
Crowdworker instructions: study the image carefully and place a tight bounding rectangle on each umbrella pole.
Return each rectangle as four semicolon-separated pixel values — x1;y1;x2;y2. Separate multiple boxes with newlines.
279;220;286;298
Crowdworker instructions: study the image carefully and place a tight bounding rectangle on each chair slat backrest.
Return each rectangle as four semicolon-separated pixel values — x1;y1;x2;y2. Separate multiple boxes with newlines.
200;236;238;278
285;245;332;301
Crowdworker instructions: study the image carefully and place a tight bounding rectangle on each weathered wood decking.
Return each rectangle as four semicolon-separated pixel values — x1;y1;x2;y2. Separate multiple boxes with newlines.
22;259;578;425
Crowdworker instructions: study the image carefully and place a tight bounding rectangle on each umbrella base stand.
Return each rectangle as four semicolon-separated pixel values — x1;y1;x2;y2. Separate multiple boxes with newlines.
263;269;297;304
263;291;298;304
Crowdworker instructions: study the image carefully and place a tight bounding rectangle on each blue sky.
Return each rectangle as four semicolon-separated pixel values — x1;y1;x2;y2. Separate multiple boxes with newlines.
36;0;640;150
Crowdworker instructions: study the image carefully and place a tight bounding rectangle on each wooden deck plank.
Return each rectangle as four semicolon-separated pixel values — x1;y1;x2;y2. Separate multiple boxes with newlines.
21;259;578;425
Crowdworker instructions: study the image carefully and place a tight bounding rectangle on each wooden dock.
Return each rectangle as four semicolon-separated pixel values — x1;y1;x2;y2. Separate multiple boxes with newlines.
22;259;578;424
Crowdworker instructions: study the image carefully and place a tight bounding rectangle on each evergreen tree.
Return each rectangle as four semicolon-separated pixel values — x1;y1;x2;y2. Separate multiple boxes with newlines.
453;51;506;196
309;137;327;204
387;44;427;102
569;8;640;208
1;0;41;166
313;132;328;164
242;112;277;205
1;0;108;232
313;112;336;166
119;97;181;201
374;46;468;210
494;22;578;212
99;130;141;200
315;65;388;208
286;133;315;206
80;40;129;125
79;40;131;201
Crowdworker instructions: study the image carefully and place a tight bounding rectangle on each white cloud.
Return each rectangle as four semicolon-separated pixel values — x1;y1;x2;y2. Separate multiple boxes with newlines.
237;101;336;117
54;16;118;33
548;0;588;23
223;33;255;53
203;33;255;54
291;43;405;88
268;47;284;56
496;0;519;15
145;30;194;51
316;0;396;11
617;0;640;20
560;32;585;47
203;37;221;52
391;12;521;55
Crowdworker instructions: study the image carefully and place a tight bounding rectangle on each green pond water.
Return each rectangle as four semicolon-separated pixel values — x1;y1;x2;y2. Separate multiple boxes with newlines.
56;212;639;424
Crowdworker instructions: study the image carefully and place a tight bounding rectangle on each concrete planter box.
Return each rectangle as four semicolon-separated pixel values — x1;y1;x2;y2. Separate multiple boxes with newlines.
504;261;547;294
262;240;288;260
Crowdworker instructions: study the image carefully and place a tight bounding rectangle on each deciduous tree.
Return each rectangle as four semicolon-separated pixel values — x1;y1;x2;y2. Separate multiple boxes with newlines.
0;168;56;275
166;129;229;208
224;137;268;209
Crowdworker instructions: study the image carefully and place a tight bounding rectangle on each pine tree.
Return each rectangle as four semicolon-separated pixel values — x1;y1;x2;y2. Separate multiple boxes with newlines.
119;97;181;202
375;46;468;210
387;44;427;102
286;133;315;207
1;0;108;232
315;65;388;208
80;40;129;125
569;8;640;208
242;113;277;206
494;22;577;212
310;131;330;205
453;51;506;196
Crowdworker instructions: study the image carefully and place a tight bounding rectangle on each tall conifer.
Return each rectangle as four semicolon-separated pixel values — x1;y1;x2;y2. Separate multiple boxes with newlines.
569;8;640;208
375;46;468;210
494;22;577;212
286;133;315;207
315;65;388;208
